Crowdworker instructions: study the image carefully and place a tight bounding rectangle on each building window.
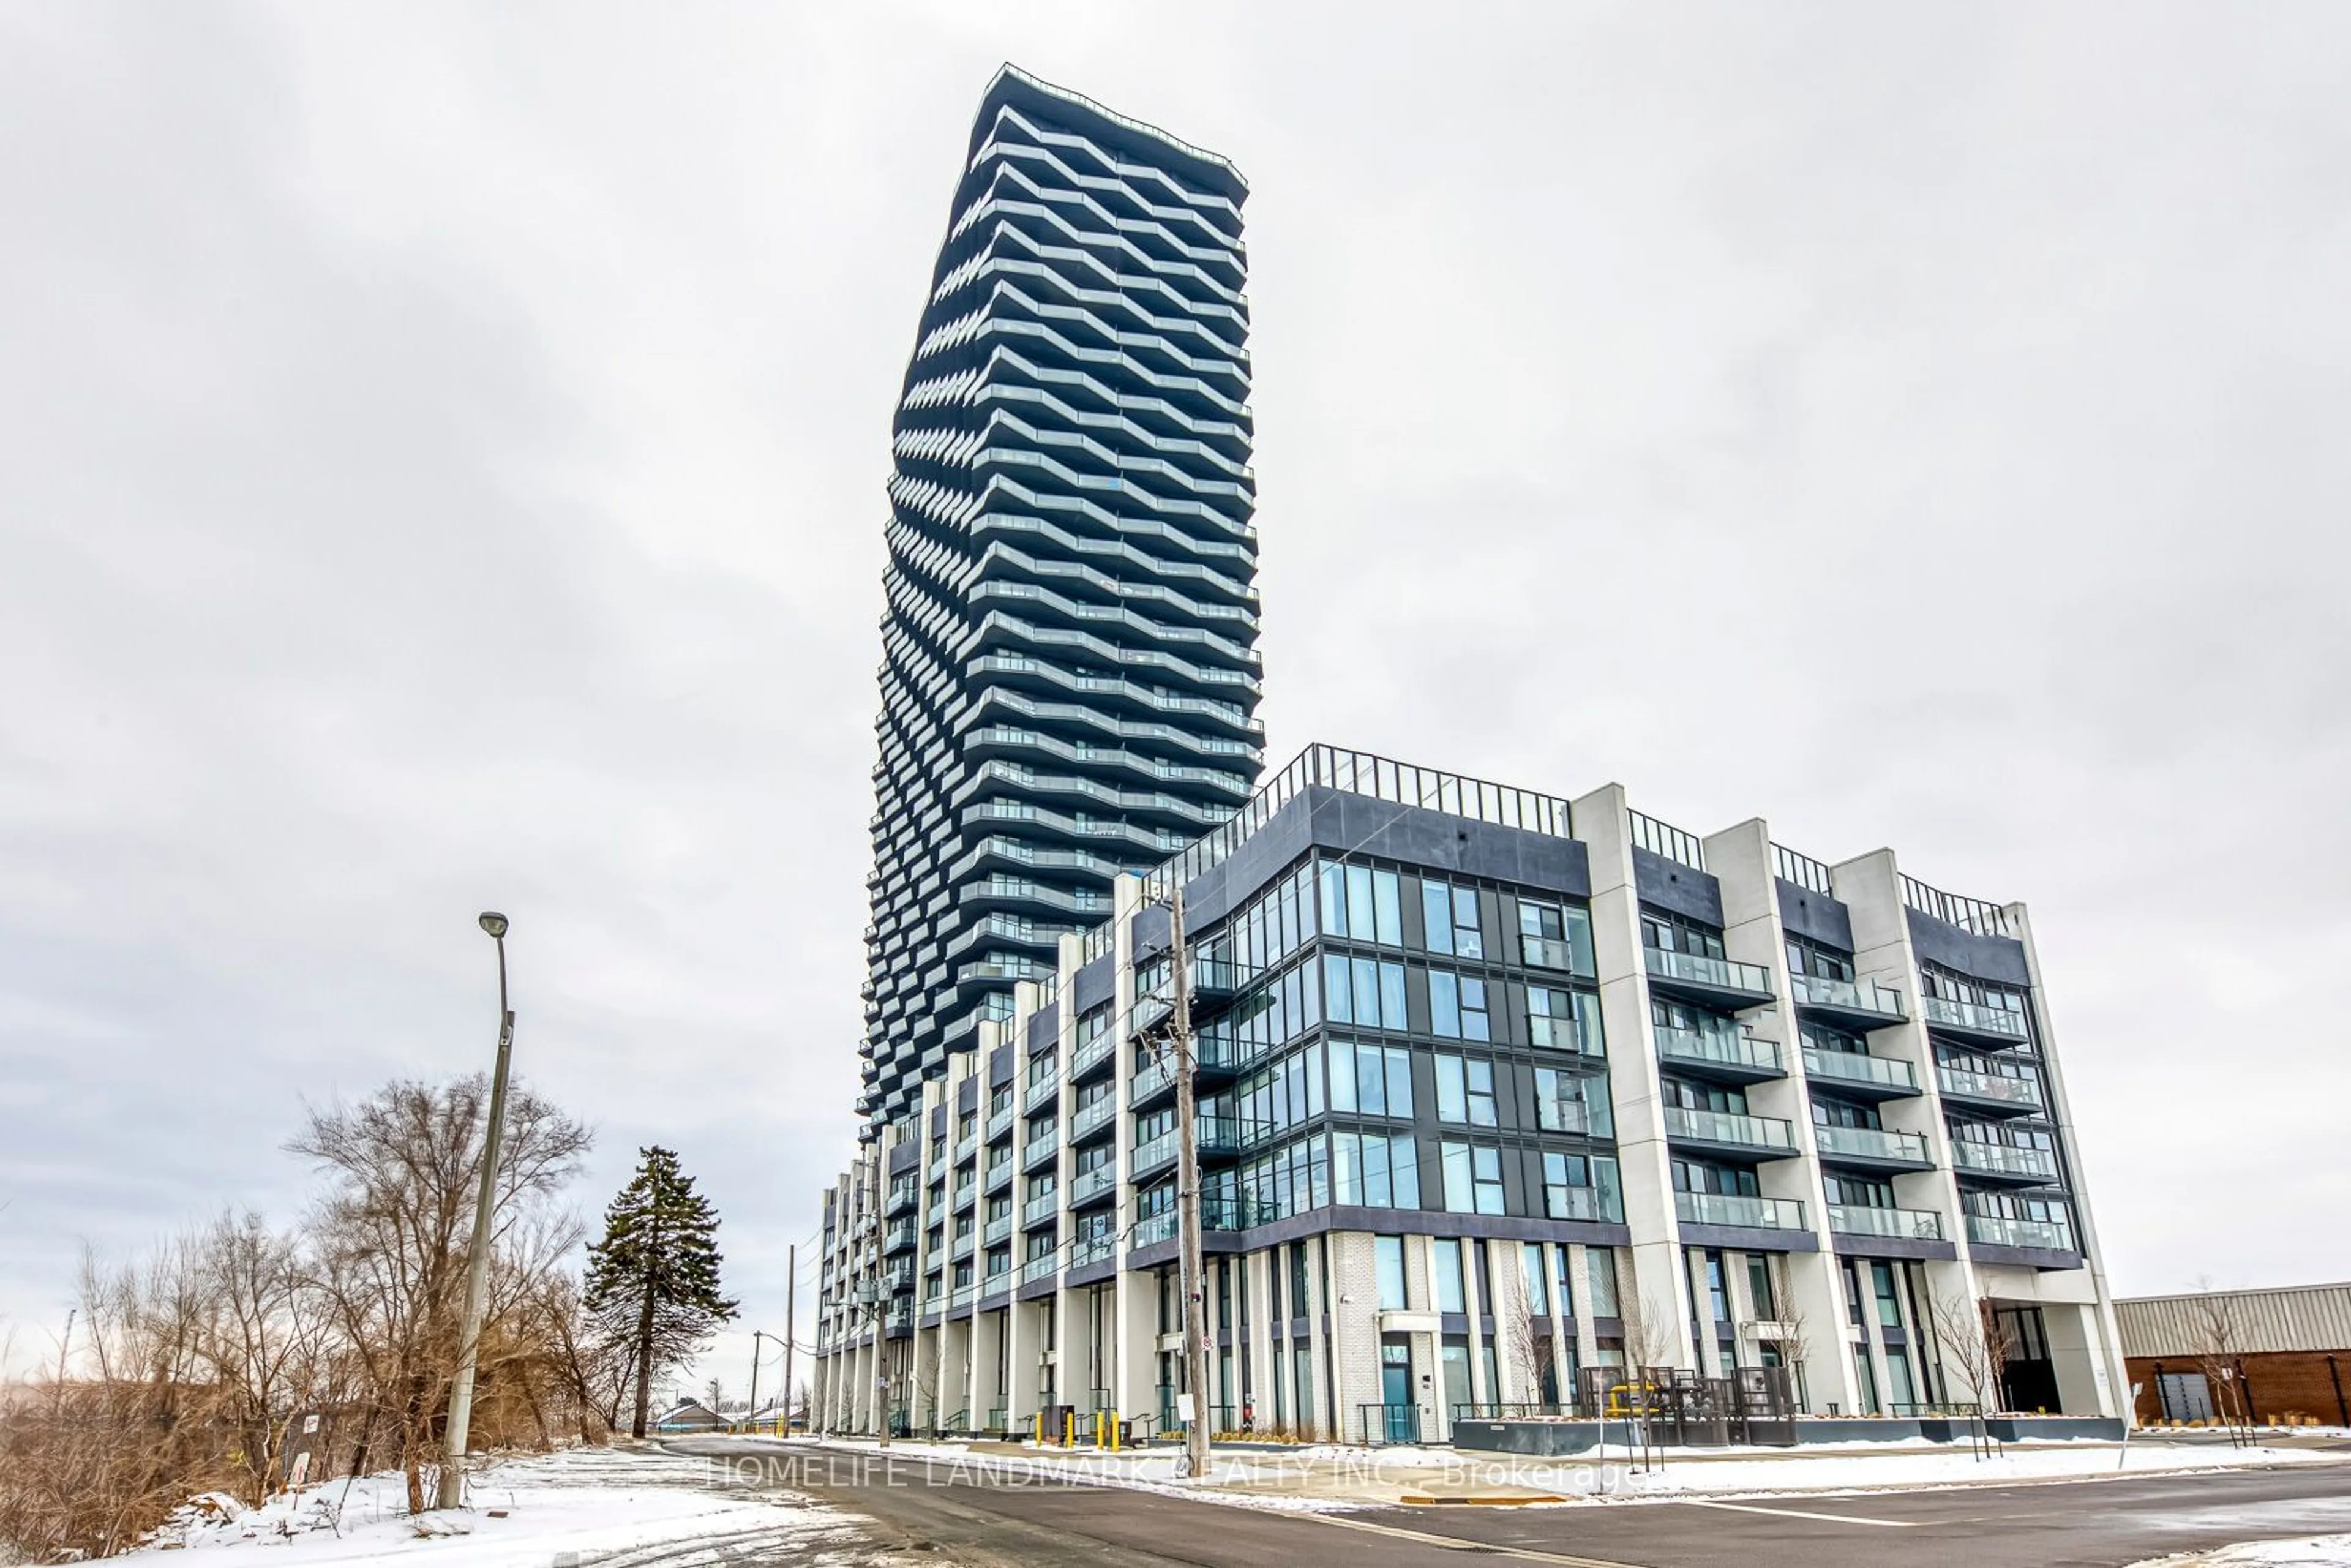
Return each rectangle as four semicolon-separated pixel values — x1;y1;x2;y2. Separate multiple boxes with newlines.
1433;1239;1468;1313
1441;1141;1505;1215
1328;1039;1414;1117
1321;861;1403;945
1534;1065;1610;1136
1433;1054;1498;1126
1374;1236;1408;1310
1527;985;1604;1054
1324;955;1408;1030
1586;1248;1620;1318
1333;1131;1421;1209
1523;1243;1550;1316
1747;1255;1776;1319
1422;881;1483;958
1517;900;1597;977
1429;971;1491;1040
1543;1151;1621;1220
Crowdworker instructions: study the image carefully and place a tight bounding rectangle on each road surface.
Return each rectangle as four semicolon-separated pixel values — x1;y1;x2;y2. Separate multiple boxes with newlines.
665;1436;2351;1568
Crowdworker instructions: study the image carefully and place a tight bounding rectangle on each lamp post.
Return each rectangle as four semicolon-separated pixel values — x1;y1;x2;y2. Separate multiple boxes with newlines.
438;912;514;1510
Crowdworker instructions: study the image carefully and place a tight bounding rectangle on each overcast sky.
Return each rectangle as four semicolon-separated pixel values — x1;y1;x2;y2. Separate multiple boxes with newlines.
5;2;2347;1391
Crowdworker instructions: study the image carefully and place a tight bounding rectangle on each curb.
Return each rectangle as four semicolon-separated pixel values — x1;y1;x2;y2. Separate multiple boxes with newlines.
1400;1493;1564;1507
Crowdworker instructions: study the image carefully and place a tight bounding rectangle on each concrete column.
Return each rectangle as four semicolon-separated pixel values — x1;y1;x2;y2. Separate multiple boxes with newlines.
1325;1230;1384;1444
1572;783;1697;1370
1302;1236;1331;1440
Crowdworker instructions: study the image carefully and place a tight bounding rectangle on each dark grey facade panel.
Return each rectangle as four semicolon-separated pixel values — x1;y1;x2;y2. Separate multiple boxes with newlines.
1775;877;1856;951
988;1043;1015;1087
1073;955;1117;1013
1025;1002;1060;1053
1678;1221;1821;1254
888;1141;922;1176
1905;907;2031;986
1828;1234;1956;1263
1632;846;1723;926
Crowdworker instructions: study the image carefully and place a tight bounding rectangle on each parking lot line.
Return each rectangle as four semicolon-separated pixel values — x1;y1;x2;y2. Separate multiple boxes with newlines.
1678;1499;1918;1528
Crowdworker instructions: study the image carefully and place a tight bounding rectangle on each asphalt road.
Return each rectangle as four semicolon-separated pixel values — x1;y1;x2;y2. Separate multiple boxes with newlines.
666;1437;2351;1568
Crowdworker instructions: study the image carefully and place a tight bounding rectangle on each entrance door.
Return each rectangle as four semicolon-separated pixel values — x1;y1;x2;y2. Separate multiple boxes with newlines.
1379;1336;1415;1442
2158;1370;2214;1422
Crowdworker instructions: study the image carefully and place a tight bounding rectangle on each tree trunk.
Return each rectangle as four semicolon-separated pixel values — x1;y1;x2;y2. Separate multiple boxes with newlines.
630;1279;656;1439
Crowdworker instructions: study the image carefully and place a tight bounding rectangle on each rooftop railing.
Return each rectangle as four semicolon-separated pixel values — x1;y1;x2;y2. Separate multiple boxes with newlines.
1629;809;1705;871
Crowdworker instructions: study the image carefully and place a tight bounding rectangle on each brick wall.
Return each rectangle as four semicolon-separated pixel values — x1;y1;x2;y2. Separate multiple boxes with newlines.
2127;1349;2351;1426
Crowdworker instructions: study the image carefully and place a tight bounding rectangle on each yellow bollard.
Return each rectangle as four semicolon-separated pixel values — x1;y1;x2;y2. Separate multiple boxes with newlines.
1109;1411;1120;1452
1034;1411;1043;1445
1064;1409;1074;1447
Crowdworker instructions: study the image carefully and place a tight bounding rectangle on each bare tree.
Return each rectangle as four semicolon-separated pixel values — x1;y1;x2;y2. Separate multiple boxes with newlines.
1765;1255;1812;1412
1499;1296;1550;1411
1929;1286;2012;1417
2186;1281;2257;1445
290;1075;590;1514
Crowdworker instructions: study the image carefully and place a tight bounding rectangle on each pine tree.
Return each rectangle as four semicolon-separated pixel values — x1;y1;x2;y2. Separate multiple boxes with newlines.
582;1146;740;1438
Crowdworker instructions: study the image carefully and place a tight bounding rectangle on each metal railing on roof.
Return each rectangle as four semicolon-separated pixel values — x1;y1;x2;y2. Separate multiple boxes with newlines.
1900;874;2015;937
1629;809;1705;871
1772;844;1833;895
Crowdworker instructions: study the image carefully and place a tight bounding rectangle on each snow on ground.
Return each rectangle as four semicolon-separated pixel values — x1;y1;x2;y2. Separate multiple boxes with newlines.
2134;1536;2351;1566
767;1431;2348;1510
128;1447;919;1568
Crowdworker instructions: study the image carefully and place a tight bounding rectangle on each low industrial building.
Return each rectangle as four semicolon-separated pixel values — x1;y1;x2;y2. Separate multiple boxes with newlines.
2118;1281;2351;1427
812;744;2129;1442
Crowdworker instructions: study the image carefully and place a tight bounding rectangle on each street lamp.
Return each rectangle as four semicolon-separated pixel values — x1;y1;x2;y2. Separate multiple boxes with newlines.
438;912;516;1509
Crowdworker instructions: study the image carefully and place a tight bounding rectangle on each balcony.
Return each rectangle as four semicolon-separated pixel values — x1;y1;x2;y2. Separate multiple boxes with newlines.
1069;1232;1117;1269
883;1221;918;1255
1544;1182;1624;1223
1812;1123;1935;1174
1644;947;1775;1010
1069;1095;1116;1144
885;1182;920;1217
1791;973;1909;1030
1951;1139;2060;1185
1662;1106;1799;1159
944;1283;975;1313
884;1259;915;1292
886;1304;914;1336
1520;932;1594;977
1828;1204;1946;1242
1022;1128;1059;1172
1966;1212;2075;1253
1922;994;2031;1046
951;1180;977;1213
1936;1063;2043;1117
1653;1023;1784;1086
1675;1191;1807;1231
983;1214;1013;1247
1021;1252;1059;1285
984;1155;1013;1195
986;1106;1014;1141
1131;1130;1178;1179
1802;1046;1920;1101
1068;1163;1118;1209
1021;1191;1059;1228
953;1134;979;1166
1023;1074;1059;1114
1071;1030;1117;1082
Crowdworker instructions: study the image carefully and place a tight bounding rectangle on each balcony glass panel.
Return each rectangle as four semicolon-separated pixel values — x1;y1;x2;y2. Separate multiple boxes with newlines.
1023;1130;1059;1167
1070;1097;1116;1141
1967;1212;2074;1251
1951;1141;2059;1180
1674;1190;1806;1229
1021;1253;1059;1284
1922;995;2030;1040
1936;1065;2042;1110
1068;1164;1116;1204
1826;1204;1944;1240
1802;1048;1919;1093
1646;947;1774;997
1813;1124;1932;1165
1520;932;1595;977
1662;1106;1797;1152
1654;1023;1782;1075
1022;1193;1058;1226
1792;972;1908;1019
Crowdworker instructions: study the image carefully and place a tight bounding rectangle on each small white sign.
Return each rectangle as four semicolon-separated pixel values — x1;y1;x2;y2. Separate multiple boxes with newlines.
1174;1392;1195;1423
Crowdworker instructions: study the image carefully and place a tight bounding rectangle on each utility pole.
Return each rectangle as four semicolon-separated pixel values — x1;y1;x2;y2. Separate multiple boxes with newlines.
748;1332;762;1433
440;912;514;1510
1169;880;1212;1481
783;1244;797;1437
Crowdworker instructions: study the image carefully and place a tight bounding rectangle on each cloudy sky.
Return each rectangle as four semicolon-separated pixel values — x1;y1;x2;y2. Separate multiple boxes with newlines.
5;1;2347;1389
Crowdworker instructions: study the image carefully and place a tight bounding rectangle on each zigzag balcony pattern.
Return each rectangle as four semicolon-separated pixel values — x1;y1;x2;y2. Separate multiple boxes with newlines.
859;67;1262;1130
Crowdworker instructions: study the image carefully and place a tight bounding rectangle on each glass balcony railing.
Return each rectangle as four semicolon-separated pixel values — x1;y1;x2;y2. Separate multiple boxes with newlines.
1520;932;1594;977
1132;1210;1177;1249
883;1221;918;1253
1646;947;1775;998
1967;1212;2075;1252
1802;1047;1919;1093
1023;1075;1059;1113
1922;995;2031;1041
984;1154;1013;1189
986;1106;1014;1141
1654;1024;1782;1075
1936;1064;2043;1111
1022;1129;1059;1168
983;1215;1012;1247
1543;1182;1624;1222
1069;1096;1116;1142
1021;1192;1058;1226
1070;1233;1117;1268
1951;1141;2060;1181
1130;1058;1175;1103
953;1135;979;1165
1827;1202;1946;1241
1021;1253;1059;1285
1674;1190;1807;1230
1813;1123;1933;1166
1663;1106;1798;1153
1068;1164;1116;1205
1132;1130;1178;1176
1791;972;1908;1021
1071;1030;1117;1078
